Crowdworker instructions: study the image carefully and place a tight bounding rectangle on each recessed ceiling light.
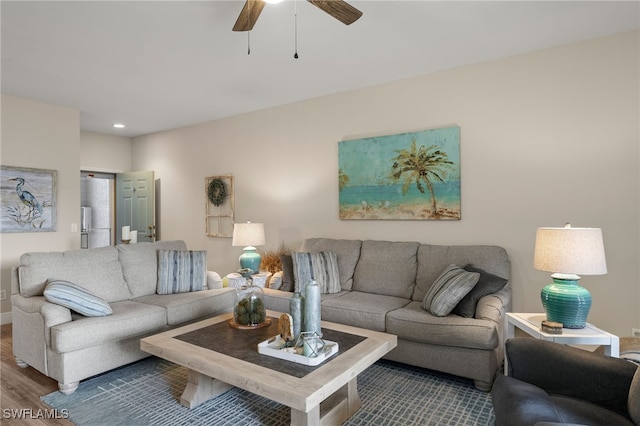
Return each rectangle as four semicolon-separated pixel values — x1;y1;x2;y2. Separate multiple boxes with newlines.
113;123;125;129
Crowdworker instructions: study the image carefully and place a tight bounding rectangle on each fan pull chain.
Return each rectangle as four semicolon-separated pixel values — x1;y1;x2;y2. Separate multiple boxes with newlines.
247;31;251;55
294;0;299;59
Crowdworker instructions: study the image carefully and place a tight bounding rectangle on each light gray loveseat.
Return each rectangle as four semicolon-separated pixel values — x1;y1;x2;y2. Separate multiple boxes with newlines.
11;240;234;394
263;238;511;391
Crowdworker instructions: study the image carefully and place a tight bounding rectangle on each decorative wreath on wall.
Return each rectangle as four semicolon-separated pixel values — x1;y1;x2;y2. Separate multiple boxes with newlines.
207;178;227;206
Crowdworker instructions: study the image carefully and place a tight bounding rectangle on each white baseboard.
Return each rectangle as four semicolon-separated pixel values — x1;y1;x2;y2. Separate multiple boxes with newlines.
1;311;13;325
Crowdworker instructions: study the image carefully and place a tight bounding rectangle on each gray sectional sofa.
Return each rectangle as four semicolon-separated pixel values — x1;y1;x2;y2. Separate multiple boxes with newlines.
11;237;510;395
263;238;511;391
11;240;234;394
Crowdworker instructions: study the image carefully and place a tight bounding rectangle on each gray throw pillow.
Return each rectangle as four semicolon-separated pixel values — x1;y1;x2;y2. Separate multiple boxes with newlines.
292;251;341;295
423;264;479;317
157;250;207;294
452;264;509;318
280;254;295;292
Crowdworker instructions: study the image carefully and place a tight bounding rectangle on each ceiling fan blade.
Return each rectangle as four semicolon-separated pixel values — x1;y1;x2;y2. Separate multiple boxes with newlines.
307;0;363;25
232;0;267;32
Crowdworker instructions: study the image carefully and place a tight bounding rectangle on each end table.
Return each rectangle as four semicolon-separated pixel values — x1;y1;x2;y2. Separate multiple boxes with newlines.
505;312;620;374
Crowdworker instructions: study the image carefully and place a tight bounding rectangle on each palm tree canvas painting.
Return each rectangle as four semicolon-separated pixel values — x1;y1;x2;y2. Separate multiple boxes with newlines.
339;126;461;220
1;166;57;232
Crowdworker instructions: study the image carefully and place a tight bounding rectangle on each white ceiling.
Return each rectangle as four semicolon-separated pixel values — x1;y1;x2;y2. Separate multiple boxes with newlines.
2;1;639;138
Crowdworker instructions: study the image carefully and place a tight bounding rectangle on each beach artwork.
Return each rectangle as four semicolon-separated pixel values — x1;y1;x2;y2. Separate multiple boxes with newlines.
1;165;57;232
339;126;461;220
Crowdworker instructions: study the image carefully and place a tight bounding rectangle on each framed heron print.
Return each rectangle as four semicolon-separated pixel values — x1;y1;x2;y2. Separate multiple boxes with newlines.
339;125;461;220
1;166;57;232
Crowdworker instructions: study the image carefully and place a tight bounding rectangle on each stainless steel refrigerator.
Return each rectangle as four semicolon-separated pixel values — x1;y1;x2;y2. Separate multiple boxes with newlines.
80;174;113;249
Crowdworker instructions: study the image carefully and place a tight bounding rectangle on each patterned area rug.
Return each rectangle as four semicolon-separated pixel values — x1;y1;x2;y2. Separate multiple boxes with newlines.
42;357;495;425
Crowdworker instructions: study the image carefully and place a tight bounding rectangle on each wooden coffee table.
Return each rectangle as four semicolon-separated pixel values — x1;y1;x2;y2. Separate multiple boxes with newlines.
140;310;397;426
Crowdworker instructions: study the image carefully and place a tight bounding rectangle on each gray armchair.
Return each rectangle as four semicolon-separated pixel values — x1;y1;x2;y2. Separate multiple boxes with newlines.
492;337;639;426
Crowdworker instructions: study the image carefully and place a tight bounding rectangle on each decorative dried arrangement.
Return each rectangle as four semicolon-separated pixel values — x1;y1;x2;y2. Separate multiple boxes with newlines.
260;243;290;274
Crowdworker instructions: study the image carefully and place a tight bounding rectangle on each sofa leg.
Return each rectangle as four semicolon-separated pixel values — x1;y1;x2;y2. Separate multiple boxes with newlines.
473;379;492;392
58;382;79;395
15;357;28;368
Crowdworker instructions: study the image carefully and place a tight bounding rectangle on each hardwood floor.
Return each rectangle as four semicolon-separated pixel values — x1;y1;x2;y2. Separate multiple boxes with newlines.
1;323;73;425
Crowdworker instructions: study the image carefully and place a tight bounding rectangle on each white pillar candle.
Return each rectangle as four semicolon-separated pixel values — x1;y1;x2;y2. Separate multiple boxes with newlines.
122;226;130;240
130;230;137;244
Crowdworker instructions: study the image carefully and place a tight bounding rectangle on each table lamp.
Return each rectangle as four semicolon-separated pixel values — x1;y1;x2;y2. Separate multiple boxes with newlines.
232;222;265;273
533;223;607;329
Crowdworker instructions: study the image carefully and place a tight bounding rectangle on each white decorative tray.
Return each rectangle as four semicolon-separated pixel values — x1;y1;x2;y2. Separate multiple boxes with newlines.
257;336;339;366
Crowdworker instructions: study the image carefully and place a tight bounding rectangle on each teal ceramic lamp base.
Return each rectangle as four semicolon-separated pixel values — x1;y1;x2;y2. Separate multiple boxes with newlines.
239;246;261;274
541;273;592;329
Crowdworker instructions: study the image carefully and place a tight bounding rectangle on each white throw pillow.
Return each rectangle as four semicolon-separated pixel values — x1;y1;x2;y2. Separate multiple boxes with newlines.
44;279;113;317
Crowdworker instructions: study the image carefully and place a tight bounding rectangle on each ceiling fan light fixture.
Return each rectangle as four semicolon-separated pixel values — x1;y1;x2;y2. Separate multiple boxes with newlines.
233;0;361;32
264;0;283;4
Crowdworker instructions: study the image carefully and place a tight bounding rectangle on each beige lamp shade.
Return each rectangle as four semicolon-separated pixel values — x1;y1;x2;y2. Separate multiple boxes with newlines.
533;224;607;275
232;222;265;247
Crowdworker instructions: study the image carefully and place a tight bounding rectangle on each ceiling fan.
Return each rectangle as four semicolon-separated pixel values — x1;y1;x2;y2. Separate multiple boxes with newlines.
232;0;363;32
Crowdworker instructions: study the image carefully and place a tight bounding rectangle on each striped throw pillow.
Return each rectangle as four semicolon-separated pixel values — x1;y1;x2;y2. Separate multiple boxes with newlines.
423;264;480;317
292;251;341;295
44;279;113;317
157;250;207;294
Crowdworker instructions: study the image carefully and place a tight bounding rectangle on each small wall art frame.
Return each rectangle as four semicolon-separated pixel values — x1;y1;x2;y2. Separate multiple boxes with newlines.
1;165;57;232
205;174;235;237
338;125;461;220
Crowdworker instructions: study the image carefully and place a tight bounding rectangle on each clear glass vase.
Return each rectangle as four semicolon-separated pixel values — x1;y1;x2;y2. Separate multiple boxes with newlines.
232;279;268;328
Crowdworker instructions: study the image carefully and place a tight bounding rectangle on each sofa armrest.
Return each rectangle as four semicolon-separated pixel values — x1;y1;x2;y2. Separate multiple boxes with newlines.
506;337;637;415
13;295;73;346
41;301;72;327
207;271;223;289
12;295;72;371
11;266;20;295
13;294;71;325
475;290;509;325
40;301;72;346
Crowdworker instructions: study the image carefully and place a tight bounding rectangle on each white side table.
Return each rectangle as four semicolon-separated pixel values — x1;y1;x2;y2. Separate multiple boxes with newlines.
505;312;620;374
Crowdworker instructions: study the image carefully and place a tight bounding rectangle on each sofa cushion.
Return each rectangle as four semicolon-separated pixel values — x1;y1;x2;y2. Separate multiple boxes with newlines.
452;264;508;318
133;288;235;325
292;251;341;294
352;240;419;299
18;246;131;302
44;279;113;317
157;250;207;294
118;240;188;298
50;300;167;353
386;301;499;350
320;291;409;332
423;264;479;317
301;238;362;291
413;244;510;302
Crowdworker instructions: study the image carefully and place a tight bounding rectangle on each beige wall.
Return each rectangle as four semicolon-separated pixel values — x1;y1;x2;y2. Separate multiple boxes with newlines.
1;32;638;336
80;131;132;173
133;31;640;336
0;96;81;320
